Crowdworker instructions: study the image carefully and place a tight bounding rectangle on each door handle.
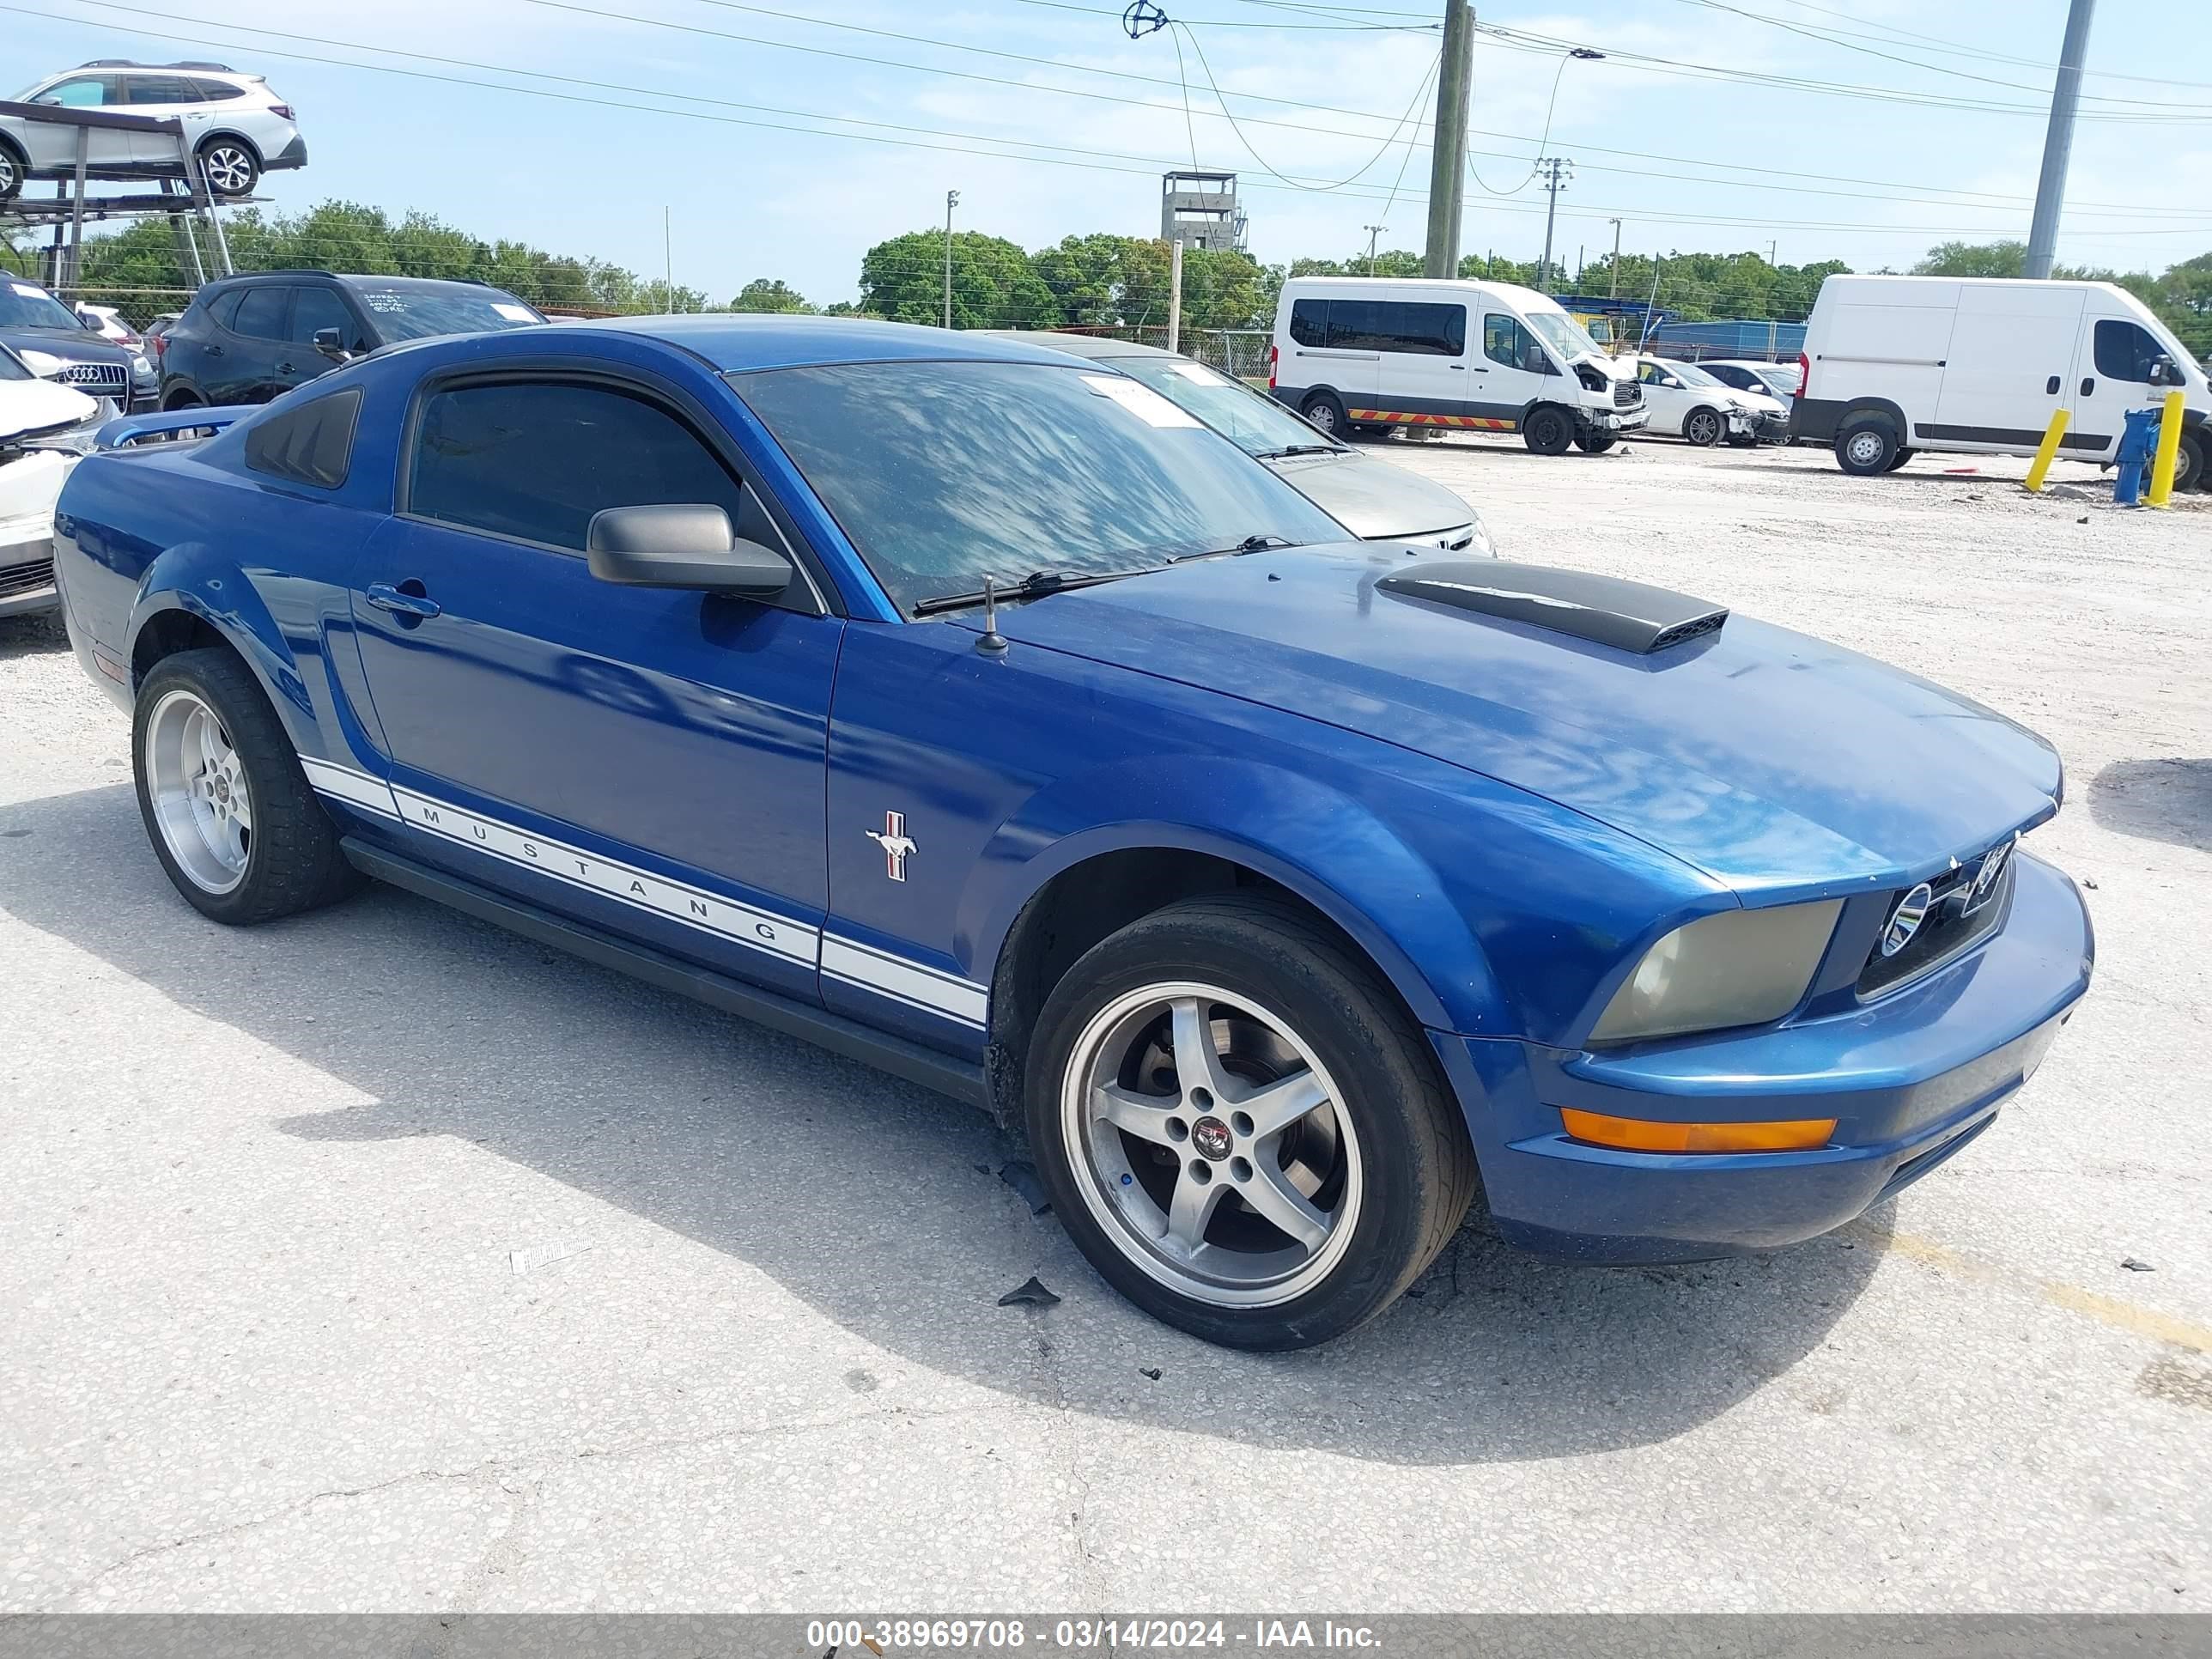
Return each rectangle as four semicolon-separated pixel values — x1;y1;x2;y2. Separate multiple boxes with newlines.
205;343;223;357
1449;363;1466;370
365;580;441;621
2081;377;2095;396
2046;375;2061;395
276;362;294;374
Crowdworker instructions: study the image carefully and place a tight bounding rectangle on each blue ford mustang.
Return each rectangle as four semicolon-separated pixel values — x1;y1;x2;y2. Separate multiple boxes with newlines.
52;316;2094;1350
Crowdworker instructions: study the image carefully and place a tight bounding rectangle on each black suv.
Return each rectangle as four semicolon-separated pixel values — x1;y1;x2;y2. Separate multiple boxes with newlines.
158;271;544;409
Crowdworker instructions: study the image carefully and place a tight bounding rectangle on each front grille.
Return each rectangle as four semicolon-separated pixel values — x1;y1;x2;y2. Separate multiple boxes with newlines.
1857;841;2015;998
0;556;56;600
1613;380;1640;408
52;360;129;393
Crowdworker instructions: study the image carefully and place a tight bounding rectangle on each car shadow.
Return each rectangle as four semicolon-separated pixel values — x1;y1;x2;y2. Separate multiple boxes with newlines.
0;781;1886;1467
0;611;69;660
2089;757;2212;854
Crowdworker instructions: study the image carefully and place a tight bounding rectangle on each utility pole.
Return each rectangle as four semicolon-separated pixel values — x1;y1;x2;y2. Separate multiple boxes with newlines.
942;189;960;328
1536;157;1571;293
1607;217;1622;298
1363;223;1387;275
1167;237;1185;353
663;205;672;313
2027;0;2096;280
1423;0;1473;278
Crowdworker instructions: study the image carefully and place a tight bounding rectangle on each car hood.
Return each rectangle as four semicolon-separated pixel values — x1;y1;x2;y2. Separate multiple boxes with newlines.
0;326;136;364
0;376;98;446
1264;448;1480;539
986;545;2061;895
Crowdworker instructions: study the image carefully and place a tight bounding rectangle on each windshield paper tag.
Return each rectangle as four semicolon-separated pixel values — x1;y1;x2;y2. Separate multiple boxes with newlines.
11;283;46;299
1079;373;1201;428
491;303;537;322
1169;362;1229;386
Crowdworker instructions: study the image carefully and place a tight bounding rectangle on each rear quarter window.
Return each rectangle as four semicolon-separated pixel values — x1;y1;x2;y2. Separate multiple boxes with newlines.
244;388;362;490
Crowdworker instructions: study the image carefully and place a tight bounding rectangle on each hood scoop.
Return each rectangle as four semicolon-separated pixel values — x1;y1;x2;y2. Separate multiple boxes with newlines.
1377;560;1729;655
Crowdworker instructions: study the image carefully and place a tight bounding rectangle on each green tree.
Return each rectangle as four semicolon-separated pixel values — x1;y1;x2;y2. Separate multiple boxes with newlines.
730;277;812;313
859;229;1059;329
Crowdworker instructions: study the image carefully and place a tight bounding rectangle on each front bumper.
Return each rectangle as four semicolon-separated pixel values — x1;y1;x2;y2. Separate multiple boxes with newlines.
1433;852;2094;1264
1590;404;1646;433
0;533;58;618
0;447;73;619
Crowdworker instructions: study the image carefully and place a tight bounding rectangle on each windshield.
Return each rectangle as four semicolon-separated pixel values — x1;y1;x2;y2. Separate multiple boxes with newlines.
1106;355;1341;459
354;285;544;342
1662;360;1723;389
1524;309;1605;363
733;360;1344;614
0;345;32;380
0;281;88;331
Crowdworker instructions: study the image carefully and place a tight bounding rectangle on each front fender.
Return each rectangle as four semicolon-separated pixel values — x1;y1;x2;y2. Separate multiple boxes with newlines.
960;754;1509;1037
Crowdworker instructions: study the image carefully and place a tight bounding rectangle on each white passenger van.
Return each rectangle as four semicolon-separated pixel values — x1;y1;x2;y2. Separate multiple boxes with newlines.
1270;276;1644;455
1794;274;2209;490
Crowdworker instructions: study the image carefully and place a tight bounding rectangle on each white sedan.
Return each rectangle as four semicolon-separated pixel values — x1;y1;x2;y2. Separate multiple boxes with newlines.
1630;355;1789;447
1;344;98;619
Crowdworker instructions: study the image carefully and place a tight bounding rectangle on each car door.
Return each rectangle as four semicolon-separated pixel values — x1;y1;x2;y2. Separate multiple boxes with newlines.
1930;283;2084;454
2068;311;2171;463
1285;297;1378;412
347;369;842;1004
1634;358;1686;434
117;73;204;167
21;75;135;168
278;285;363;395
1342;300;1471;422
1478;313;1560;428
217;285;295;404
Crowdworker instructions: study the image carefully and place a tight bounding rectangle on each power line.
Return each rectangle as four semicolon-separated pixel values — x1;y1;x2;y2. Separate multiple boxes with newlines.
1735;0;2212;92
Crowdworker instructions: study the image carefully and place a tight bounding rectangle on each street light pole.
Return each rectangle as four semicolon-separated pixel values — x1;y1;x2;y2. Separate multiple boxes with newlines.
943;188;960;329
1363;223;1387;275
2026;0;2096;280
1608;216;1622;298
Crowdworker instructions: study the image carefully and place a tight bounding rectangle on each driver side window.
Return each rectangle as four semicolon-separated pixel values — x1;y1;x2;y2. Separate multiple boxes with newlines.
1484;314;1552;375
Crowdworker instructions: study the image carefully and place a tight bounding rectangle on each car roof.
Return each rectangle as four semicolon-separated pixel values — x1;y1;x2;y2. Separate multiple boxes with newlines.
981;329;1174;362
575;313;1102;374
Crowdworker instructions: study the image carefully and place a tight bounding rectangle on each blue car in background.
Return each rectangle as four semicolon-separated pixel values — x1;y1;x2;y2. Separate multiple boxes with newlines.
50;316;2093;1350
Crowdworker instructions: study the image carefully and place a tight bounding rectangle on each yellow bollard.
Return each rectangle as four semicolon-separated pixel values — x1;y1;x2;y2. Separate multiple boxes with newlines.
2147;388;2186;507
2024;408;2070;492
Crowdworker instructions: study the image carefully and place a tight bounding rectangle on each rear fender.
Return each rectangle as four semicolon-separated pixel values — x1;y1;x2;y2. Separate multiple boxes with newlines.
126;550;316;749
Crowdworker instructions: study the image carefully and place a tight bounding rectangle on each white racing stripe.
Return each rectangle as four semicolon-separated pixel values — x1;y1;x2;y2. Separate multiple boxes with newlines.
302;755;988;1025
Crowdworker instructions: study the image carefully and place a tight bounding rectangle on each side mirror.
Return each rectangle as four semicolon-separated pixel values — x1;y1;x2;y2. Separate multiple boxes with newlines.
586;503;793;599
313;327;354;364
2149;354;2179;386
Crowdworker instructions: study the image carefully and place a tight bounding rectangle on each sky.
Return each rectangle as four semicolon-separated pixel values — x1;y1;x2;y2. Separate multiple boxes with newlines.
7;0;2210;307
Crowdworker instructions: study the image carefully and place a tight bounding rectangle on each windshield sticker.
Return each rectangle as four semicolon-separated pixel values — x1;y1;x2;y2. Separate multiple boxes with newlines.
362;294;407;313
1079;374;1201;428
491;303;537;323
1168;362;1229;386
11;283;47;299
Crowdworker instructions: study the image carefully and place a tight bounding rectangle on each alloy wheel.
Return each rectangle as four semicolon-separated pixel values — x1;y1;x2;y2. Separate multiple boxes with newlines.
201;146;252;194
143;688;252;894
1060;980;1364;1308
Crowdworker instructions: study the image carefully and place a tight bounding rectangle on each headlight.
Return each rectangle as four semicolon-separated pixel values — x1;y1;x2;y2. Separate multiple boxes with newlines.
1589;899;1843;1044
1463;514;1496;558
18;349;64;377
131;353;155;380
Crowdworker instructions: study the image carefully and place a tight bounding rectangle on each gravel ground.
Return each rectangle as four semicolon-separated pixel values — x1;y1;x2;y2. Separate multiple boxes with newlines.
1;437;2208;1614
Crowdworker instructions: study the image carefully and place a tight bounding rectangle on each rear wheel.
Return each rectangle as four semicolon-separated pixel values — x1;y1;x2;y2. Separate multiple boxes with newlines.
196;139;259;198
1835;416;1900;476
1026;895;1477;1351
0;141;25;203
1299;390;1350;439
1683;406;1723;447
134;648;363;924
1522;405;1574;456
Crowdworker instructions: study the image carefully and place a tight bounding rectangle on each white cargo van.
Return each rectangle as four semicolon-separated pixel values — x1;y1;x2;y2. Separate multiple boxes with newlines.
1794;274;2208;489
1270;276;1644;455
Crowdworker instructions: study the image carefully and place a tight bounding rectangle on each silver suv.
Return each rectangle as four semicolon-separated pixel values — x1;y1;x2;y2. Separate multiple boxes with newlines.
1;61;305;200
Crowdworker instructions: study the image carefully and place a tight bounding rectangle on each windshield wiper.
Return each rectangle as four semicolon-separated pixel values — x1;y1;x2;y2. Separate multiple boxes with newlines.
1256;443;1343;459
1170;534;1294;563
913;566;1153;617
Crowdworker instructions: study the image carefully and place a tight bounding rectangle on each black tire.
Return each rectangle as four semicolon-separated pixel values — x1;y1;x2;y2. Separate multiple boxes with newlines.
1298;390;1350;440
2176;431;2205;494
0;140;25;203
1724;432;1758;448
1683;406;1723;447
1025;894;1479;1351
1885;447;1915;473
1576;429;1618;453
1835;416;1900;476
133;647;364;925
162;386;204;411
1522;405;1574;456
196;138;260;198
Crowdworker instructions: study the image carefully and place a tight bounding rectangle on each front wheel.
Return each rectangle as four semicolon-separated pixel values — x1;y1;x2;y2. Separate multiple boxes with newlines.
2175;431;2205;493
134;648;363;924
1886;447;1915;473
1577;429;1618;453
196;139;259;198
1835;417;1900;476
1026;895;1478;1351
1522;405;1574;456
0;143;25;203
1298;390;1350;440
1683;407;1723;447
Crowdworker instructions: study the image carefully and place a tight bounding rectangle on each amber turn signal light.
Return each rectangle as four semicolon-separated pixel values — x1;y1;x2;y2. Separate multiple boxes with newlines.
1560;1109;1837;1154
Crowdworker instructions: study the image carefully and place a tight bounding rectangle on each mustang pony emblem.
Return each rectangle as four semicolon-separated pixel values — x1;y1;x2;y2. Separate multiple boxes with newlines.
866;811;917;882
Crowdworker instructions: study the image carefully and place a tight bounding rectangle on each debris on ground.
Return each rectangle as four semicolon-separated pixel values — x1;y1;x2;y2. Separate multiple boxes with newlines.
2121;1257;2156;1273
998;1160;1051;1214
1139;1366;1163;1382
508;1239;592;1275
998;1275;1060;1308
